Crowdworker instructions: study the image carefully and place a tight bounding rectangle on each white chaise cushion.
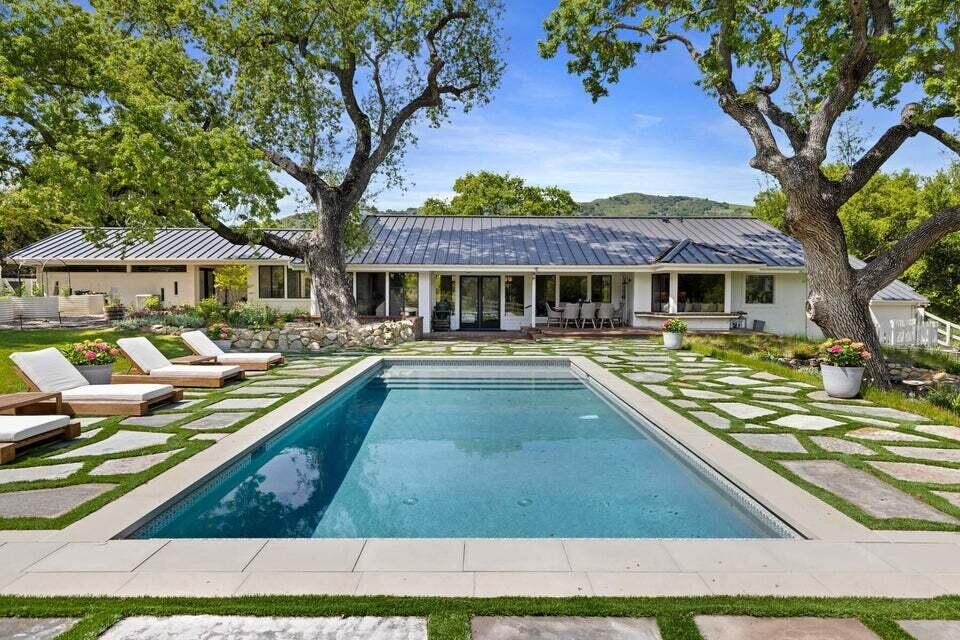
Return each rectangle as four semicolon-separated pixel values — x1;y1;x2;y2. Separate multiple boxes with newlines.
117;337;172;373
0;415;71;442
151;364;241;379
216;352;282;365
61;384;174;403
9;348;87;392
180;330;222;357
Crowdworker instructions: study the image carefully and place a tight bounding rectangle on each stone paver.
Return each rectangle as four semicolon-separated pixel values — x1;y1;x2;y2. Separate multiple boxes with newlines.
810;403;929;422
712;402;775;419
754;385;802;394
810;436;875;456
883;446;960;463
679;388;729;400
0;618;79;640
0;484;114;518
207;398;279;410
253;377;316;386
0;462;82;485
120;414;188;428
183;412;254;430
228;385;297;395
715;376;762;386
90;449;182;476
191;432;228;441
51;431;173;459
472;617;661;640
897;620;960;640
917;424;960;442
770;414;844;431
644;385;673;397
691;411;730;430
731;433;806;453
99;616;427;640
781;460;957;523
625;371;671;383
869;461;960;485
847;428;933;442
695;616;880;640
933;491;960;508
275;366;337;377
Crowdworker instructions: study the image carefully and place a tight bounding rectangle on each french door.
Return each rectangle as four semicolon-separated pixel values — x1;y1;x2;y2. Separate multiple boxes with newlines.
460;276;500;330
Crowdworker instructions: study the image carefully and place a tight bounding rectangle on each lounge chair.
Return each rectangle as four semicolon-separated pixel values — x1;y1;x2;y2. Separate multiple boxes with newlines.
9;348;182;416
180;330;284;371
115;337;244;388
0;414;80;463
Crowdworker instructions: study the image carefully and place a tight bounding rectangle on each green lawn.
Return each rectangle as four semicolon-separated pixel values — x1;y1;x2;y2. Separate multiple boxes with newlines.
0;328;191;394
3;594;959;640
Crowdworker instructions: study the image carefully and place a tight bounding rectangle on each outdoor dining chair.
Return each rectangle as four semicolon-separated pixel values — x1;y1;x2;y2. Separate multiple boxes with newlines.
545;302;563;327
579;302;597;328
598;303;615;328
561;303;579;328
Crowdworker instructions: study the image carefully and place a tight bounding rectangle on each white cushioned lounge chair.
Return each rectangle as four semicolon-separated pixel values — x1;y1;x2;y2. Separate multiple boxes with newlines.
115;337;244;388
180;330;284;371
0;414;80;463
9;348;181;416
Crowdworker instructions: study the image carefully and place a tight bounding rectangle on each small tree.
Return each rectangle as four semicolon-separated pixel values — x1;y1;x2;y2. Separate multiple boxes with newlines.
213;265;250;306
421;171;580;216
541;0;960;385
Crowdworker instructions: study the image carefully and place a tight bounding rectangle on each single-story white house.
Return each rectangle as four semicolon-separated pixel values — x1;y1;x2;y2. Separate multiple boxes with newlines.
6;215;928;339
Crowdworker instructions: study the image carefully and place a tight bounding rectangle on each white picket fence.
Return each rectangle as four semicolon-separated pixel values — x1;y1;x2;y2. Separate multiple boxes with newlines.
877;309;960;350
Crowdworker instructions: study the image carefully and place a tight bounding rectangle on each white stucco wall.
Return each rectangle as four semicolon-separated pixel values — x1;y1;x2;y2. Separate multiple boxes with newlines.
44;266;197;308
730;272;811;337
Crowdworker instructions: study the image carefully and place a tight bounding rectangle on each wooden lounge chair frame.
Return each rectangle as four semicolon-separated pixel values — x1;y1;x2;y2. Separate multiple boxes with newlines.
11;366;184;417
113;345;245;388
0;419;81;464
180;343;286;372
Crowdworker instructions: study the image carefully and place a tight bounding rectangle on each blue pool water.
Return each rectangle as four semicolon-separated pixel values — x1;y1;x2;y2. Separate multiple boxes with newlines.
137;363;785;538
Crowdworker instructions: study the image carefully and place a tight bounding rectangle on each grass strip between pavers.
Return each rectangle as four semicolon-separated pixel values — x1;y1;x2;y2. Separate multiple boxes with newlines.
0;595;955;640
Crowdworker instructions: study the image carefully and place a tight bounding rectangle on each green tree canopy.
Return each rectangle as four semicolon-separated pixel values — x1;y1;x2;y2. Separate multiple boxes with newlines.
421;171;578;216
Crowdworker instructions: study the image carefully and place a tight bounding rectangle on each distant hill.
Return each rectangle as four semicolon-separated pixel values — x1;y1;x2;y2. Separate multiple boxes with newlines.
274;193;751;225
577;193;751;217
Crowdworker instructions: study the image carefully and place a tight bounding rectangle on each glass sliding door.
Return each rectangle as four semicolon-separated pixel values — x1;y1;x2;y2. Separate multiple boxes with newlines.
590;275;612;302
356;272;386;316
535;274;556;316
459;275;500;330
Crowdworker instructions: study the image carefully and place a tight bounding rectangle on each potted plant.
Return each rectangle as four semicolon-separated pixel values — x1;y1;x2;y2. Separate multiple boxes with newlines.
60;339;121;385
818;338;871;398
104;295;125;321
207;322;235;351
661;318;688;350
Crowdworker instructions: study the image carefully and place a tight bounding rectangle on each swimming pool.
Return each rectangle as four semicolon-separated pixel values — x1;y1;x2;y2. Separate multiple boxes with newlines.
134;361;789;538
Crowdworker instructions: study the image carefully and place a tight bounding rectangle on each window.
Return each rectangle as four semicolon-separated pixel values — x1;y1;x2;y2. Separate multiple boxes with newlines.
651;273;670;312
258;265;284;299
45;265;127;273
677;274;725;312
356;272;385;316
130;265;187;273
591;275;612;303
286;269;310;299
535;274;556;315
433;275;454;308
389;273;419;316
504;276;524;315
559;275;588;303
745;275;774;304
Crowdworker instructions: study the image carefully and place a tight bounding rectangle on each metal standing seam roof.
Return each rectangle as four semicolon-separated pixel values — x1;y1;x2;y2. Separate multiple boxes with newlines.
7;216;927;302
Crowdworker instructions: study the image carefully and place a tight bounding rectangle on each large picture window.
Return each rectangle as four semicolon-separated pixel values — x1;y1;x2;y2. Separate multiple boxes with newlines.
677;274;725;312
535;274;556;316
591;275;612;303
286;269;310;299
504;275;524;315
389;273;419;316
356;273;385;316
745;275;774;304
258;266;284;299
559;275;588;304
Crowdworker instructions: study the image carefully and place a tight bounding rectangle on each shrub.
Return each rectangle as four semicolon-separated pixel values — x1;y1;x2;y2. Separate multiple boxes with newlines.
162;313;205;328
60;339;120;366
662;318;688;334
195;297;225;323
790;345;818;360
818;338;872;367
234;301;278;328
927;386;960;414
282;308;309;323
207;321;235;341
143;295;163;311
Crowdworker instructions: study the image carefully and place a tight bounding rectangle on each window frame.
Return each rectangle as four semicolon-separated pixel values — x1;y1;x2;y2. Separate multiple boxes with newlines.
676;273;725;312
504;275;525;316
258;265;285;299
286;268;310;299
745;274;775;305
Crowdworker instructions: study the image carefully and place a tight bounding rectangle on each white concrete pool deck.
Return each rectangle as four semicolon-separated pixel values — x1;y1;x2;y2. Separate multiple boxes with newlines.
0;356;958;598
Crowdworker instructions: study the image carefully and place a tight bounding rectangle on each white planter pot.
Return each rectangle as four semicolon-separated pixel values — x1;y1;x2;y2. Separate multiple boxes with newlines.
821;364;865;399
662;332;684;350
76;363;114;385
213;339;233;352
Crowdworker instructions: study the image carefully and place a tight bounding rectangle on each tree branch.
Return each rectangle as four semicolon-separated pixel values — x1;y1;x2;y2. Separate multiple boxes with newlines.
191;209;305;258
920;124;960;155
857;205;960;295
256;145;321;189
755;93;807;150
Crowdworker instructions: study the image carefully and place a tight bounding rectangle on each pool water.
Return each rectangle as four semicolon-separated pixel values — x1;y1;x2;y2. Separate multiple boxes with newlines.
137;363;784;538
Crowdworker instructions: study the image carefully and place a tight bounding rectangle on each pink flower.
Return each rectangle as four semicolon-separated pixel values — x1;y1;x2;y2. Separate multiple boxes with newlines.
74;344;84;351
109;348;119;356
96;342;108;351
829;345;842;353
84;351;96;361
862;351;872;359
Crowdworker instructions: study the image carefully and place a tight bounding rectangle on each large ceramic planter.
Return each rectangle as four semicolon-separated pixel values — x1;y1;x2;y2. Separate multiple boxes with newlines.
213;339;233;352
105;306;125;321
77;363;114;385
821;364;864;398
662;331;684;350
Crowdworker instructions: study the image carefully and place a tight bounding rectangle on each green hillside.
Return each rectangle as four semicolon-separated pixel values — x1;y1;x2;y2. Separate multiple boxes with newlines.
577;192;751;217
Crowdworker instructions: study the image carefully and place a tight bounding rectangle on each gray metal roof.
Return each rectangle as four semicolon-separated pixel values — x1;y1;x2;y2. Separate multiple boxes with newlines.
849;257;928;304
7;217;927;303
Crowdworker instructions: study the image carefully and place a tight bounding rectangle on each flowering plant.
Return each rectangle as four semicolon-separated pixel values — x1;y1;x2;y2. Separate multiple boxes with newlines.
662;318;688;334
818;338;872;367
207;322;234;341
60;339;120;366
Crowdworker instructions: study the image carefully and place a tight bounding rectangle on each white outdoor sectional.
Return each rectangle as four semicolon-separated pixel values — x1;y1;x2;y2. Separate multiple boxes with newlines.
6;215;929;338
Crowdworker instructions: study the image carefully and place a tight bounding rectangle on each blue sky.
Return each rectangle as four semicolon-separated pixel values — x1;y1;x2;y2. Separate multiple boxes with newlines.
326;2;955;212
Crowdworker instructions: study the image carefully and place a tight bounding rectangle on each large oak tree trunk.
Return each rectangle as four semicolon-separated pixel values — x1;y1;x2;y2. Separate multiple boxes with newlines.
303;202;356;325
788;198;891;387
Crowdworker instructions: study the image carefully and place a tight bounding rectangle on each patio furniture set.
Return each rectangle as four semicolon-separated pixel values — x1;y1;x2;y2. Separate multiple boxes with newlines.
0;332;285;464
545;301;627;329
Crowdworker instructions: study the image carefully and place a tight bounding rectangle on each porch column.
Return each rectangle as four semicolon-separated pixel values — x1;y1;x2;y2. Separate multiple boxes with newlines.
309;273;319;317
383;272;390;316
418;271;432;334
723;272;732;313
530;275;537;328
631;273;644;327
668;272;679;313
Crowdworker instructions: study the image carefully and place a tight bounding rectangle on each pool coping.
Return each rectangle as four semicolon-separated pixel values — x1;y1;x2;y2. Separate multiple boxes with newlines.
0;355;958;598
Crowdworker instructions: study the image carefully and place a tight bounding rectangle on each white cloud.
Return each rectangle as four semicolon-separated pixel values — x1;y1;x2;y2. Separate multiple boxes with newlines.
632;113;663;128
